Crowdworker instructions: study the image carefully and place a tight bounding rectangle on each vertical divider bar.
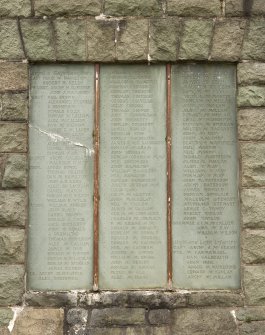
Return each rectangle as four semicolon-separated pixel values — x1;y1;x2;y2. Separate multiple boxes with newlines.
166;64;173;288
93;63;100;291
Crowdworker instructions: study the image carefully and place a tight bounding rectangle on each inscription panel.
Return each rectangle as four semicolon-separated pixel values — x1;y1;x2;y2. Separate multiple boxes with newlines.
99;65;167;289
28;65;94;290
172;64;240;289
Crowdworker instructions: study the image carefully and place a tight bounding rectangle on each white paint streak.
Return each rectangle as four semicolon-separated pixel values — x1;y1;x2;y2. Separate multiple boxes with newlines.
8;307;24;333
29;124;95;157
230;310;237;324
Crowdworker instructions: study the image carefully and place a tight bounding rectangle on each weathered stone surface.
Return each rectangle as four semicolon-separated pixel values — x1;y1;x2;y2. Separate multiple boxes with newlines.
240;321;265;335
211;19;245;61
67;308;89;325
0;93;28;121
104;0;161;16
149;18;182;61
167;0;220;16
238;62;265;85
238;109;265;140
237;307;265;321
0;228;25;263
148;310;171;325
0;0;31;16
12;308;64;335
179;19;213;60
0;63;28;91
54;19;86;61
0;20;24;59
241;143;265;187
241;189;265;228
68;325;87;335
172;308;237;335
116;19;148;61
90;308;145;327
24;292;78;307
243;230;265;264
0;190;27;227
79;291;187;308
2;154;27;188
21;19;55;61
188;292;244;307
0;154;6;185
238;86;265;107
35;0;101;16
244;266;265;305
89;328;171;335
87;19;115;61
0;123;27;152
0;265;24;305
0;308;13;326
242;19;265;60
226;0;265;16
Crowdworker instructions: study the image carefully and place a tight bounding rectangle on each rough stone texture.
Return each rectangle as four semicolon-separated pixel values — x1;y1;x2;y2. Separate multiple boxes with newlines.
12;308;64;335
21;19;55;61
0;308;13;326
167;0;221;16
237;307;265;321
2;154;27;188
0;63;28;91
67;308;89;325
54;19;86;61
244;266;265;305
241;189;265;228
0;228;25;263
90;308;145;327
148;309;171;325
116;19;148;61
238;86;265;107
35;0;101;16
179;19;213;60
240;322;265;335
172;308;237;335
226;0;265;16
24;292;78;307
211;19;245;61
0;190;27;227
0;20;24;59
0;123;27;152
238;109;265;140
0;0;31;17
0;265;24;305
89;328;171;335
149;18;182;61
241;143;265;187
0;93;28;121
104;0;161;16
243;230;265;264
242;19;265;61
87;19;115;62
79;291;187;308
188;291;244;307
238;62;265;85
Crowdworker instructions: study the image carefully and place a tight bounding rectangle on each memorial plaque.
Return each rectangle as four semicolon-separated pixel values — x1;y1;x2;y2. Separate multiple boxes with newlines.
28;65;94;290
172;64;240;289
99;65;167;289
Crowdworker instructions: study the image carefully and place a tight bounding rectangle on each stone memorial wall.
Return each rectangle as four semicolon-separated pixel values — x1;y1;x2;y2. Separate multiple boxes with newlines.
0;0;265;334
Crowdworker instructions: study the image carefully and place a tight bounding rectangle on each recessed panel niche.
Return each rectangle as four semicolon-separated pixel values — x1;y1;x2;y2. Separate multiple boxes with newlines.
172;64;240;289
99;65;167;289
28;65;94;290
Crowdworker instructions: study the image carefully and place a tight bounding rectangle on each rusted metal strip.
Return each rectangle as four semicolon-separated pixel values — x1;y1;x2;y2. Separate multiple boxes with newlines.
93;63;100;291
166;63;173;289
